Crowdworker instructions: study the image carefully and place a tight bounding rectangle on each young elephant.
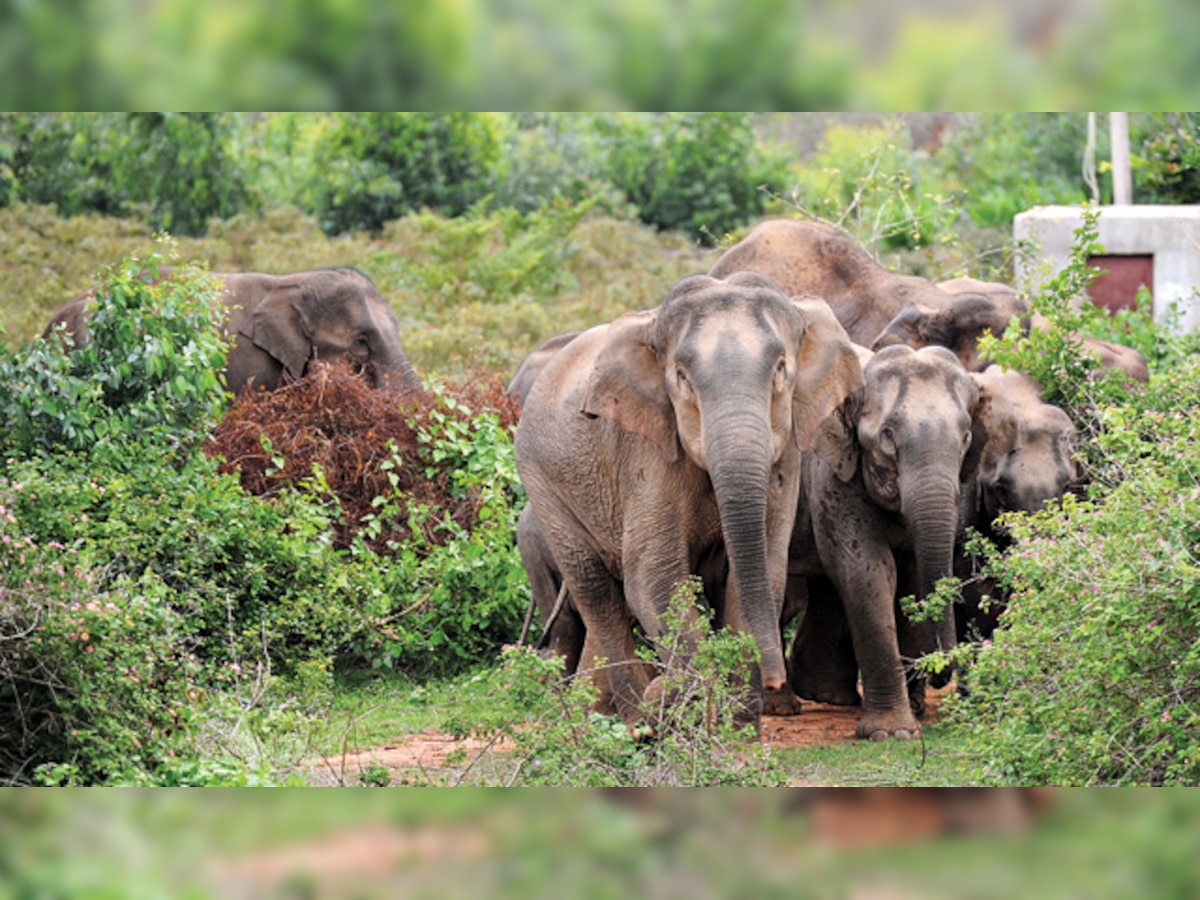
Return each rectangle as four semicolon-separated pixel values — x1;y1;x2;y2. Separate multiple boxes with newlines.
786;345;989;740
514;273;863;727
955;367;1080;641
43;266;421;395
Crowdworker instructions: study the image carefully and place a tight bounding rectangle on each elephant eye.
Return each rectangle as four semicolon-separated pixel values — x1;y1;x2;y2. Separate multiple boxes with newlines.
879;425;897;456
675;366;694;398
772;357;788;392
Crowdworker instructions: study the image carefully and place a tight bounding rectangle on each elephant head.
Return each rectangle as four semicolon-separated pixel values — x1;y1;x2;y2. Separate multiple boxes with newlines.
707;219;995;347
873;276;1150;382
224;267;421;394
814;345;989;672
577;273;863;698
968;367;1079;529
870;281;1031;373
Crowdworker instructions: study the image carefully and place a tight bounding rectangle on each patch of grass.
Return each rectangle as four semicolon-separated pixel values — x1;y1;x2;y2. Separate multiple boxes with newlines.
776;720;983;786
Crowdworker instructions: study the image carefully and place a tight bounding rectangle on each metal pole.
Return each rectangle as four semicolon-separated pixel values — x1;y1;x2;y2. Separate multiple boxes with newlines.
1110;112;1132;204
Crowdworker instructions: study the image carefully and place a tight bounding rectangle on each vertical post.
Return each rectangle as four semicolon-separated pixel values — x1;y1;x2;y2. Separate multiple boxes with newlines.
1110;112;1132;204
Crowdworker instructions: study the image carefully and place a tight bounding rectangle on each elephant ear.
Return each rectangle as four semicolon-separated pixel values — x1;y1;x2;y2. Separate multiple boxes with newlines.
871;303;929;351
580;310;678;462
248;285;313;381
791;297;866;453
961;376;994;485
812;392;861;483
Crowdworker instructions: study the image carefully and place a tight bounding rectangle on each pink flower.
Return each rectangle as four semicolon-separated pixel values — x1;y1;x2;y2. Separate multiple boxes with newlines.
1162;710;1172;722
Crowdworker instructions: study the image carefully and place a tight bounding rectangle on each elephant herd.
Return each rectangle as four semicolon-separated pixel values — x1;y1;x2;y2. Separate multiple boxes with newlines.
507;219;1140;741
42;225;1144;742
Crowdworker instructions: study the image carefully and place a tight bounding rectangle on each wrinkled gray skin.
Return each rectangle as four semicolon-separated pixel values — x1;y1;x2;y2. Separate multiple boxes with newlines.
955;367;1080;642
43;267;421;395
786;345;988;740
873;276;1149;382
872;277;1031;372
707;219;996;348
506;331;583;405
514;273;863;727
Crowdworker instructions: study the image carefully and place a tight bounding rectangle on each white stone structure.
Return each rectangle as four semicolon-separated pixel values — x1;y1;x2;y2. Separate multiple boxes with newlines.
1013;205;1200;333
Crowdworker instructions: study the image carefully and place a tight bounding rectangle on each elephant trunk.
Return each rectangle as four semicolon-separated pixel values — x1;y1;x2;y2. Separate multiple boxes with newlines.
704;409;788;692
900;470;960;682
377;350;422;395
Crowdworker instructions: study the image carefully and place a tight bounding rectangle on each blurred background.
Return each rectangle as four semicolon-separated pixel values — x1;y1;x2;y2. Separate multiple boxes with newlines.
1;0;1197;109
3;789;1199;898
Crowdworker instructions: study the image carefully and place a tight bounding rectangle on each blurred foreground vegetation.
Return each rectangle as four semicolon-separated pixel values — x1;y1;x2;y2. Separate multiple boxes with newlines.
3;790;1199;898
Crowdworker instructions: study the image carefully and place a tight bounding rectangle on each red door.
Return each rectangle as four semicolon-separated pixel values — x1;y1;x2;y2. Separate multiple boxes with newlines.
1087;254;1153;313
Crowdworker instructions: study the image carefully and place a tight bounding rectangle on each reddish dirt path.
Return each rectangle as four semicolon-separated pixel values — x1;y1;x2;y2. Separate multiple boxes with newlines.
309;688;950;785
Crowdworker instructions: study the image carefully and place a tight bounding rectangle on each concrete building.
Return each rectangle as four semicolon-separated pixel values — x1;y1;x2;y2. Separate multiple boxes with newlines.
1013;205;1200;333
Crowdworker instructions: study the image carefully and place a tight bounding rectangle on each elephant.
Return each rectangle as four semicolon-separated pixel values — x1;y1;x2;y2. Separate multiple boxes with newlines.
954;366;1080;642
785;344;990;739
42;266;422;395
871;275;1150;382
506;331;583;405
706;219;997;349
514;272;864;728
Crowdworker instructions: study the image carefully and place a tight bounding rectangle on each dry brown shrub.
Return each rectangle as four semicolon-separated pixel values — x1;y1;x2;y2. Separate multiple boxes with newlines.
205;361;521;554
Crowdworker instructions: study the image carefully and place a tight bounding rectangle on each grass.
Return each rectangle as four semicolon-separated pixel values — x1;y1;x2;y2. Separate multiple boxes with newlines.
0;202;708;381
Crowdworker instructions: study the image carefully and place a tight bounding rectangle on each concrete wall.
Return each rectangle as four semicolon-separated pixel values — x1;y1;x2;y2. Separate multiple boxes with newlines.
1013;205;1200;332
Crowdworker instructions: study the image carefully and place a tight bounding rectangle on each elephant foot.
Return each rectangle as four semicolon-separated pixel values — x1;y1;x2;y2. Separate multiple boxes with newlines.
855;707;921;741
761;686;804;717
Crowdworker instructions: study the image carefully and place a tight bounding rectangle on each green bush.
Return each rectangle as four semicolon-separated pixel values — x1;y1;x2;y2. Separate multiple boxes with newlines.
940;114;1090;228
1139;113;1200;204
2;253;229;457
0;254;404;782
311;112;503;235
438;579;786;786
951;212;1200;785
596;113;789;244
0;113;249;236
779;122;963;252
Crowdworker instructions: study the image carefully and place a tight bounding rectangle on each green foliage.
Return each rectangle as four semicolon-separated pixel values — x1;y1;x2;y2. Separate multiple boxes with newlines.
0;252;228;457
0;113;248;236
953;213;1200;785
441;578;786;786
596;113;789;244
940;114;1090;228
357;387;529;679
1140;113;1200;204
311;113;503;235
780;123;963;251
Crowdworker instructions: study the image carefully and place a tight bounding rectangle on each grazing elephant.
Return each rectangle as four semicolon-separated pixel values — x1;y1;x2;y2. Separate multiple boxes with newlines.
955;367;1080;641
42;266;422;395
786;345;990;739
707;219;995;348
872;276;1149;382
506;331;583;406
514;273;863;727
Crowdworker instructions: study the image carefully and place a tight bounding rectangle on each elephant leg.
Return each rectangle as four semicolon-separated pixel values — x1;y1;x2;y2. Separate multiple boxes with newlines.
561;555;648;727
758;574;807;716
894;559;930;718
789;575;861;708
823;539;921;740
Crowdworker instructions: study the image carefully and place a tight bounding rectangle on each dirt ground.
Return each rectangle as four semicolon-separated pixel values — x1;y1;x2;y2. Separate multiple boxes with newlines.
308;687;951;786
